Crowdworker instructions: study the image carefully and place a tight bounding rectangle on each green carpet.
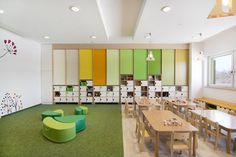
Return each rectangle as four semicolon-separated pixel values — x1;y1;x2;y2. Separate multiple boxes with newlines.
0;104;123;157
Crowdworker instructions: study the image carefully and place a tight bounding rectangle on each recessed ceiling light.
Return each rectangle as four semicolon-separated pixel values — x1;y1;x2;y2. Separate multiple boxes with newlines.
144;33;152;39
90;35;96;39
192;33;202;40
161;6;171;12
0;9;4;14
70;6;80;12
44;36;50;39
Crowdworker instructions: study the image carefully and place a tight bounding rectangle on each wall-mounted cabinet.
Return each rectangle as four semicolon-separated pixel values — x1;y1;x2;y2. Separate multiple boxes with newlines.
175;49;189;85
93;49;106;85
120;49;133;74
162;49;175;85
134;49;147;80
107;49;119;85
53;50;66;85
79;49;93;80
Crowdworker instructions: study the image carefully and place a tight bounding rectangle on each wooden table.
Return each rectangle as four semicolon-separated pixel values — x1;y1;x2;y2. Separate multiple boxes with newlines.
191;110;236;153
166;99;197;112
143;110;198;157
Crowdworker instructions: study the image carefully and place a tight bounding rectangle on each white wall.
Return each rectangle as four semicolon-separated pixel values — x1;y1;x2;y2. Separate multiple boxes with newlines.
0;28;41;116
41;44;53;104
189;42;204;99
202;26;236;102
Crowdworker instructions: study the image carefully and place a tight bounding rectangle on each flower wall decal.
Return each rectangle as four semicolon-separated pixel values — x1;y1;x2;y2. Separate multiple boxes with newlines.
0;40;17;59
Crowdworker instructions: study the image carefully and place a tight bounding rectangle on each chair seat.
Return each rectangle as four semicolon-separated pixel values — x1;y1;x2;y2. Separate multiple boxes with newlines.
41;110;62;120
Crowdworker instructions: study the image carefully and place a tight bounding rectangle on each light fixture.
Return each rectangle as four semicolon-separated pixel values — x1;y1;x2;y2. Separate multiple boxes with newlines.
208;0;235;18
43;36;50;39
70;6;80;12
192;33;202;41
0;9;4;14
222;0;230;13
161;6;171;13
145;32;155;61
197;51;204;61
146;51;155;61
90;35;96;39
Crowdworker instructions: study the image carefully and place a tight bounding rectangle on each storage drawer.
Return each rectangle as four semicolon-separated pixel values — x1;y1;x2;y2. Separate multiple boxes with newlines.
107;97;113;102
60;92;66;97
113;97;119;102
80;86;87;92
87;81;93;86
54;97;61;102
120;86;127;91
80;92;87;97
86;97;93;102
148;92;155;97
182;86;188;92
127;81;134;86
155;81;162;87
169;86;176;92
148;86;155;91
53;86;60;91
134;86;141;91
121;92;127;97
127;86;133;91
80;97;87;102
100;86;107;91
100;97;107;102
134;92;141;96
94;86;100;91
113;86;120;91
141;81;148;86
94;97;101;102
100;92;106;97
107;92;113;97
155;87;162;91
59;86;67;91
73;86;79;92
113;92;119;97
162;86;169;92
60;97;67;102
72;97;79;102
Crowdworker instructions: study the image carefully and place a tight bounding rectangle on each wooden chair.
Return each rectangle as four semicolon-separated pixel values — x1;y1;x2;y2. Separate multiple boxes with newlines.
190;112;203;136
124;101;134;118
228;110;236;116
204;118;227;150
169;131;192;157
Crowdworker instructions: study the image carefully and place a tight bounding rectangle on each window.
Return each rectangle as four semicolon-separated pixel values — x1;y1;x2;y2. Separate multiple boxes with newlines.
208;50;236;88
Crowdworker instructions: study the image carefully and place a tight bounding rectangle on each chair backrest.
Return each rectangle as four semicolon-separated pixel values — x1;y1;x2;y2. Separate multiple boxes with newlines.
228;110;236;116
191;112;202;127
205;118;219;136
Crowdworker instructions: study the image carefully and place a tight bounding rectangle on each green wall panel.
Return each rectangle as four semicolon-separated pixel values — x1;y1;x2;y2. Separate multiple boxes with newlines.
107;49;119;85
162;49;175;85
134;49;147;80
148;49;162;75
120;49;133;74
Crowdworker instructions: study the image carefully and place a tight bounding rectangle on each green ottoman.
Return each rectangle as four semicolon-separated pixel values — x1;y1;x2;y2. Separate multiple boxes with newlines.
75;107;83;115
80;106;88;115
42;117;76;143
54;109;64;116
41;111;62;120
55;115;86;133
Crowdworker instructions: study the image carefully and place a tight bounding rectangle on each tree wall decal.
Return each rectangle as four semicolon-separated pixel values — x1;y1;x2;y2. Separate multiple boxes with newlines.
0;93;23;116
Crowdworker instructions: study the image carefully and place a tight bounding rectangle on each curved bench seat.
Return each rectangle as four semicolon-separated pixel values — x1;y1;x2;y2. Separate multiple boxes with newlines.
42;117;76;143
75;106;88;115
41;111;62;120
55;115;86;133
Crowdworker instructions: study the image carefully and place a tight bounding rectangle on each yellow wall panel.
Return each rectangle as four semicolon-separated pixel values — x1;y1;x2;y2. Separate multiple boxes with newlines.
93;49;106;85
175;49;189;85
79;49;93;80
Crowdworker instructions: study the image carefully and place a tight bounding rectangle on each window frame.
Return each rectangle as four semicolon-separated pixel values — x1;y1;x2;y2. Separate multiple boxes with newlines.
207;50;235;90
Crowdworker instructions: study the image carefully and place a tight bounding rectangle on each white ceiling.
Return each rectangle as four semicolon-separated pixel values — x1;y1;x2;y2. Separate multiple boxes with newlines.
0;0;236;44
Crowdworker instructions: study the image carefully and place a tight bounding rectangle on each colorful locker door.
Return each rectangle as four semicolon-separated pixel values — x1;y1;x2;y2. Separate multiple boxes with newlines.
148;49;162;75
162;49;175;85
79;49;93;80
107;49;119;85
175;49;189;85
120;49;133;74
134;49;147;80
93;49;106;85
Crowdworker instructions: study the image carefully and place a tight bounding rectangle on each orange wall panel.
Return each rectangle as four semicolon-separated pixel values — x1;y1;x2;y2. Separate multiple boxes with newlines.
93;49;106;85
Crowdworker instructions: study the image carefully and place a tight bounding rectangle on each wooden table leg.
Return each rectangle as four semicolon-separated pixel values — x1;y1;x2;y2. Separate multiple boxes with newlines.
226;129;231;154
193;132;196;157
155;132;160;157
